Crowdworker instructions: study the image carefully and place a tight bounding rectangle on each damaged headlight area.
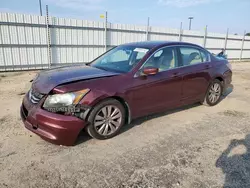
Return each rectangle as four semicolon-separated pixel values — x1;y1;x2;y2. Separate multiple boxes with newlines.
43;89;90;113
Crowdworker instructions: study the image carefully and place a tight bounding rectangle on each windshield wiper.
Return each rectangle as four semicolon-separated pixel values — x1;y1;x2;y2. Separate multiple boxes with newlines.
93;65;111;71
93;65;125;73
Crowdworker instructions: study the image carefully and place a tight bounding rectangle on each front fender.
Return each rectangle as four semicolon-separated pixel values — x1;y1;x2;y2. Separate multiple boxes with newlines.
79;90;132;124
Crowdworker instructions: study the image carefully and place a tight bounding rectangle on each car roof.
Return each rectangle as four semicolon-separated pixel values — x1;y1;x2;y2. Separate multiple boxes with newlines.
121;41;202;49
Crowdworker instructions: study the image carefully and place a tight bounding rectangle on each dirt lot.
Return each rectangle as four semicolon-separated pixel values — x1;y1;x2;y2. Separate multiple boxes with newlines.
0;62;250;188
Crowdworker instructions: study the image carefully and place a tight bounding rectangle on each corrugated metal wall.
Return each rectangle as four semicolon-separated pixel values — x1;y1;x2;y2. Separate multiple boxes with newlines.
0;13;48;70
0;12;250;71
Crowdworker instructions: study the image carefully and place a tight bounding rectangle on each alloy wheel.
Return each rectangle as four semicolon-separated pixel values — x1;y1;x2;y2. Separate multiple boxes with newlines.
94;105;122;136
208;83;221;104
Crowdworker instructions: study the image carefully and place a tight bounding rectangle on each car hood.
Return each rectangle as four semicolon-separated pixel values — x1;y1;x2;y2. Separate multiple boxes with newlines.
31;65;120;94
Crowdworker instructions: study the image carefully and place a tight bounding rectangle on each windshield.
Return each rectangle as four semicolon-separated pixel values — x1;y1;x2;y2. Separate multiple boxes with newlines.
91;46;149;73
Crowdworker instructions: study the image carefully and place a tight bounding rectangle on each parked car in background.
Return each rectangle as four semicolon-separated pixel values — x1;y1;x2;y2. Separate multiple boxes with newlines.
20;41;232;146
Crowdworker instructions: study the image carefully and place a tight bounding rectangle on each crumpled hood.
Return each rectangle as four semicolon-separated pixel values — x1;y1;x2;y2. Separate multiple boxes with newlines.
31;65;120;94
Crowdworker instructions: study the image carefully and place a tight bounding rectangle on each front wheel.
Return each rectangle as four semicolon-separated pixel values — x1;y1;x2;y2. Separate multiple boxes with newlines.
85;99;125;140
203;79;223;106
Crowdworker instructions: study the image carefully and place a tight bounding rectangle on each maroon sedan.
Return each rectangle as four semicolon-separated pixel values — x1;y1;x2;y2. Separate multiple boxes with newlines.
20;41;232;146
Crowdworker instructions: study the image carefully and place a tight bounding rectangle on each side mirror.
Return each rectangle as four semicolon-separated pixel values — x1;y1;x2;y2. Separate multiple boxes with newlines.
142;67;159;76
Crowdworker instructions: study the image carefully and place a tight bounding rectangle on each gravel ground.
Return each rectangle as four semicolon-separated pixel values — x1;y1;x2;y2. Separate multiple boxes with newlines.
0;62;250;188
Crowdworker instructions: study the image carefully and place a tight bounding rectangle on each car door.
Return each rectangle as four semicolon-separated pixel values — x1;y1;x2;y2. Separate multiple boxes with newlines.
177;46;212;105
130;46;183;118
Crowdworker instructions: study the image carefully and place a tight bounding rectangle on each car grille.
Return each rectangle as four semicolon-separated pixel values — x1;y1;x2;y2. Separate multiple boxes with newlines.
28;88;44;104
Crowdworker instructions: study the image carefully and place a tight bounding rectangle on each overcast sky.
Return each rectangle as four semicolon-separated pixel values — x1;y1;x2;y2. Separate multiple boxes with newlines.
1;0;249;35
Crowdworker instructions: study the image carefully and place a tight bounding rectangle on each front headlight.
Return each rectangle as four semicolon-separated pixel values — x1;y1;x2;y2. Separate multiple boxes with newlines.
43;89;90;108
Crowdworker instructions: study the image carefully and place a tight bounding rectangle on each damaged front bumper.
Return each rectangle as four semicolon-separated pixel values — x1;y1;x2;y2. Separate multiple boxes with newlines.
20;93;90;146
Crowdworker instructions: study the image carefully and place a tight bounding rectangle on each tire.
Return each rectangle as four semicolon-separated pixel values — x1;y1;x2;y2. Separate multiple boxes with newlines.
85;99;126;140
203;79;223;106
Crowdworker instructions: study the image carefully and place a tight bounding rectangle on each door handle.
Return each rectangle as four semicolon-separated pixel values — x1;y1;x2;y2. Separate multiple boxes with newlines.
205;65;212;69
171;72;179;78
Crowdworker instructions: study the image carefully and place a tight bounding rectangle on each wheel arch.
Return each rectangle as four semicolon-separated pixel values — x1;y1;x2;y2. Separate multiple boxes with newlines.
85;96;131;125
112;96;132;124
213;76;225;90
214;76;224;83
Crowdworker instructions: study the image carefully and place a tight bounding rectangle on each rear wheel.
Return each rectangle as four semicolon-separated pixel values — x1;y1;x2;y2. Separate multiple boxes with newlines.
85;99;125;139
203;79;223;106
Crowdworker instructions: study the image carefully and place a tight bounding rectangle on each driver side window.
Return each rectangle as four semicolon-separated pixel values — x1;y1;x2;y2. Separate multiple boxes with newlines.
142;47;178;72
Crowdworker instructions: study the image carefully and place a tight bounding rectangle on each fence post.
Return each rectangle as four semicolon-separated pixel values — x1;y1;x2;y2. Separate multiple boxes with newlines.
146;17;150;41
240;30;246;61
203;25;207;48
0;21;6;71
6;13;15;71
224;28;229;53
179;22;182;41
46;5;52;69
104;11;108;51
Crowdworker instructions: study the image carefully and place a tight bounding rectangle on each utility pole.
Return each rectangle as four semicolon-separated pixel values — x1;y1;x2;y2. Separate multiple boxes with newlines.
39;0;42;16
188;17;194;30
